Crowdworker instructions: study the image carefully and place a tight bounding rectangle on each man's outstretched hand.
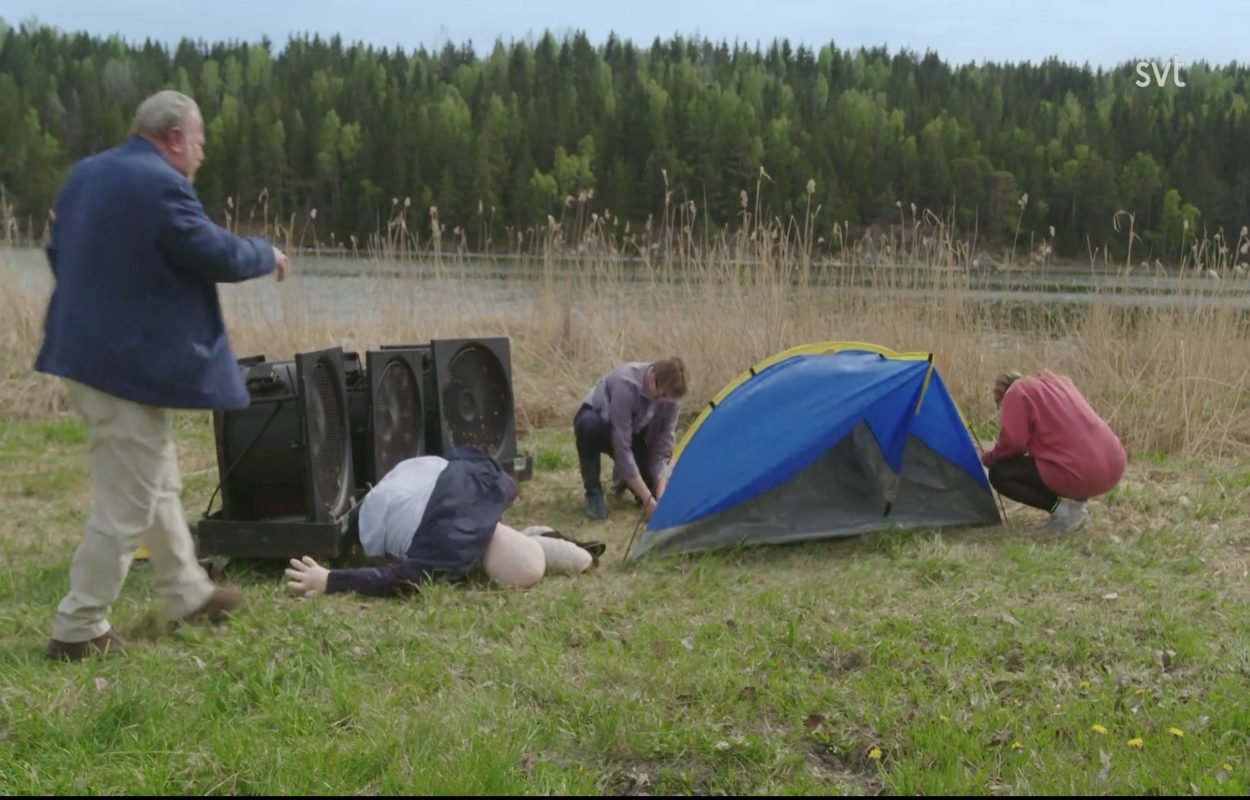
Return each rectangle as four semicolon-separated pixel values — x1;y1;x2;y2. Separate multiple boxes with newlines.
272;246;290;282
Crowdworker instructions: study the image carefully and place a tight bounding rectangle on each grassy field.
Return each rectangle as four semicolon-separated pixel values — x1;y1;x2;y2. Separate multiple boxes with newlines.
2;413;1249;794
3;202;1250;793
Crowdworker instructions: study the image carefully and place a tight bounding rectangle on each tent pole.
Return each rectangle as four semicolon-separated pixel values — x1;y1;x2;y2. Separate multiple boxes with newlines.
623;511;648;563
968;425;1010;523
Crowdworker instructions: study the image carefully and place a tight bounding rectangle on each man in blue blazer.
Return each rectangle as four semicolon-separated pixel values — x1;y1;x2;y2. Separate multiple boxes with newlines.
35;90;290;661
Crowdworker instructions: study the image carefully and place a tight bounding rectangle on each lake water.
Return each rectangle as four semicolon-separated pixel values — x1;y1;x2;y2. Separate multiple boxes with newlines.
6;246;1250;325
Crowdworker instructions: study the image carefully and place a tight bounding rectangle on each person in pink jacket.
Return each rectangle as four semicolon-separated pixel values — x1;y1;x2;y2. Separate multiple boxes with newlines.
981;370;1127;533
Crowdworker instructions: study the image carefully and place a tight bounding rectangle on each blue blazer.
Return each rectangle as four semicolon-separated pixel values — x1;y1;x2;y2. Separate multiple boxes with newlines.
35;137;275;410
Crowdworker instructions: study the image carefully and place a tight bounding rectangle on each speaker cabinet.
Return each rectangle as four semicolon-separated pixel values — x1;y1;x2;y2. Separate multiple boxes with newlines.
198;347;356;559
365;346;430;484
429;337;517;464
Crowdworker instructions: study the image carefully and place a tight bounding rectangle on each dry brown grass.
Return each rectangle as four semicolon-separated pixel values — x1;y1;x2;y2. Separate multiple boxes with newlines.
3;190;1250;457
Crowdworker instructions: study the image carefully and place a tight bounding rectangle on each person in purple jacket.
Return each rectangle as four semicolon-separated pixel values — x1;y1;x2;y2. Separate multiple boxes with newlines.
574;358;688;521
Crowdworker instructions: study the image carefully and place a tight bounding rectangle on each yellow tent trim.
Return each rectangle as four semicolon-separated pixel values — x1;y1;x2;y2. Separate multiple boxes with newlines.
671;341;933;462
915;359;936;415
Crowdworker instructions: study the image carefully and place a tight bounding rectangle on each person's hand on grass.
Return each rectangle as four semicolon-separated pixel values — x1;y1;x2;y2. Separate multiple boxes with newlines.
285;556;328;596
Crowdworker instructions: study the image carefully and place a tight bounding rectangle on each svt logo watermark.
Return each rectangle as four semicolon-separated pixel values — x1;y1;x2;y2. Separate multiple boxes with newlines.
1135;56;1186;88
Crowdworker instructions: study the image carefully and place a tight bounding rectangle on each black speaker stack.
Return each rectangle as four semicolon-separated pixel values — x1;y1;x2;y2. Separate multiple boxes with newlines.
196;337;532;559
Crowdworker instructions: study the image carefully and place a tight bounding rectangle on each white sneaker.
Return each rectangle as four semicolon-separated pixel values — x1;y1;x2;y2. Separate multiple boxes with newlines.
1046;499;1089;533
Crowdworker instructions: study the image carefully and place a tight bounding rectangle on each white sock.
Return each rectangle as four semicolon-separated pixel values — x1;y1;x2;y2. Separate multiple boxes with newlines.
533;535;593;575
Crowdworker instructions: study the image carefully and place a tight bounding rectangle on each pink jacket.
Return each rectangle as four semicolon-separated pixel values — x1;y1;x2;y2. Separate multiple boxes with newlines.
981;371;1126;499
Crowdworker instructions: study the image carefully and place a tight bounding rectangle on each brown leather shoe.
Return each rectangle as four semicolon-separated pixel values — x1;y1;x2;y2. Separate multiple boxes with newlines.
180;587;241;624
46;629;126;662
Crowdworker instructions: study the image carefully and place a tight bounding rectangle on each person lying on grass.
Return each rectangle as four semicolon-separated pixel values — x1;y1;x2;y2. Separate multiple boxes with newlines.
284;447;604;597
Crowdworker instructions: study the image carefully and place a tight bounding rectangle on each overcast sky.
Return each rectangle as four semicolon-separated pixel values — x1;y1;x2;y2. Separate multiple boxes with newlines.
1;0;1242;68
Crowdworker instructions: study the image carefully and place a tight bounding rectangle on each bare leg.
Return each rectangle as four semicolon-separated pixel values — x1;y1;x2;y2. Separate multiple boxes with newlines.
480;524;545;588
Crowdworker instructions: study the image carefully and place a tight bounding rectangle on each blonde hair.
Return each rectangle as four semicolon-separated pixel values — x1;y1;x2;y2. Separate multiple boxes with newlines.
994;371;1023;394
652;357;688;399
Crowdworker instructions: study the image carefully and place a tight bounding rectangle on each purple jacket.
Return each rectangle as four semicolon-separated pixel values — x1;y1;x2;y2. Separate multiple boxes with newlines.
582;362;680;481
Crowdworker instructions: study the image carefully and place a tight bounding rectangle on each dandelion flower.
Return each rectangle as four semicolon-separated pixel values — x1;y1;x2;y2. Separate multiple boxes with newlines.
867;747;883;761
1168;728;1184;738
1091;724;1108;735
1128;738;1144;748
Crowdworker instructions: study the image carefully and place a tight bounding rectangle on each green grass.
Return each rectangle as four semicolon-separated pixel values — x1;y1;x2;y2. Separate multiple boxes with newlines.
2;413;1249;794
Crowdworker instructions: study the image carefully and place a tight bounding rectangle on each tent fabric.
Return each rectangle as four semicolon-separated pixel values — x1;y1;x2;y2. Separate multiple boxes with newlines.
632;343;1000;559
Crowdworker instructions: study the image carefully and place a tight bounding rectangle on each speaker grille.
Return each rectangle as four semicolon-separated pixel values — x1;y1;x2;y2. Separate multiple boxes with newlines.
442;343;510;457
373;358;423;478
308;360;347;513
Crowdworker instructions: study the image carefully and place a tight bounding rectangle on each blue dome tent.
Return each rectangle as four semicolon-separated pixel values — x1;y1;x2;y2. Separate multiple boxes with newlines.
631;342;1001;559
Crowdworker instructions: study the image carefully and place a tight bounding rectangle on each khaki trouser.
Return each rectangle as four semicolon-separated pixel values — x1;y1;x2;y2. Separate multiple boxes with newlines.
52;380;215;642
